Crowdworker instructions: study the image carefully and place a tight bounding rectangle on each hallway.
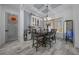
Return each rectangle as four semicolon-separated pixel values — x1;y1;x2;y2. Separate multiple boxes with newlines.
0;39;79;55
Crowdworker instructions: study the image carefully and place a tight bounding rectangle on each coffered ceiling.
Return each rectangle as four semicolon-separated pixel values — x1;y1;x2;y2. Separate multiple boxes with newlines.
32;4;62;16
0;4;62;17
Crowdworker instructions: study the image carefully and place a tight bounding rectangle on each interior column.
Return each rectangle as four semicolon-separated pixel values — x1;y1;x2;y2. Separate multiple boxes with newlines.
18;4;24;43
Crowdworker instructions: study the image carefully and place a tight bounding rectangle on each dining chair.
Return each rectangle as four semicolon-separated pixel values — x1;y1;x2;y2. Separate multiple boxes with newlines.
44;32;52;48
51;29;57;43
31;29;44;51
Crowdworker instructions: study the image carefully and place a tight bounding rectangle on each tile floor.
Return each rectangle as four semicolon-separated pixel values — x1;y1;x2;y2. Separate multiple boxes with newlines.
0;39;79;55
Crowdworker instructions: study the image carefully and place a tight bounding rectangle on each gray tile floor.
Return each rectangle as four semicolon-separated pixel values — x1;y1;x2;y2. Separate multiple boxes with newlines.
0;39;79;55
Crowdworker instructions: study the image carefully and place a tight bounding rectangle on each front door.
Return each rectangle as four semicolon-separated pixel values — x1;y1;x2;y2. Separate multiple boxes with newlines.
5;13;18;43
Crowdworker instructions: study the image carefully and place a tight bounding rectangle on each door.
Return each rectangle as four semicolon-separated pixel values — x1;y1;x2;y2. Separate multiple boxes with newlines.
5;13;18;43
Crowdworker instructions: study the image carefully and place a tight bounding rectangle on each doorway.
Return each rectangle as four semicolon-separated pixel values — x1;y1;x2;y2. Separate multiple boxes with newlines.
5;12;18;43
63;20;73;43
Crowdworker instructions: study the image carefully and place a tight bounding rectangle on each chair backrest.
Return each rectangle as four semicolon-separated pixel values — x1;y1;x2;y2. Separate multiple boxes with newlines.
32;29;36;33
31;29;37;39
53;29;57;37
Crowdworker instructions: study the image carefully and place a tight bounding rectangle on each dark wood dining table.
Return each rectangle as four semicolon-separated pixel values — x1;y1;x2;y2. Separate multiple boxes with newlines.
32;29;57;51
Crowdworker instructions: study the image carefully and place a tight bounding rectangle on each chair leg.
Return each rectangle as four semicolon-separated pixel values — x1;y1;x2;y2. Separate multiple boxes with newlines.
32;38;34;47
36;42;38;52
49;38;51;48
55;37;56;43
50;41;51;48
42;38;44;47
36;38;38;52
44;38;47;47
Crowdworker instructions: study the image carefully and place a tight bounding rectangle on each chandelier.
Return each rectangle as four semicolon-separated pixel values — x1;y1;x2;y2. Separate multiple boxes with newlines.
45;5;50;27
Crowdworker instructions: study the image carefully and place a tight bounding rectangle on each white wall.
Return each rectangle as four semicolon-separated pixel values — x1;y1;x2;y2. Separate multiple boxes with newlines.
0;6;3;46
53;5;73;21
0;6;5;46
24;11;31;30
0;6;1;46
72;5;79;48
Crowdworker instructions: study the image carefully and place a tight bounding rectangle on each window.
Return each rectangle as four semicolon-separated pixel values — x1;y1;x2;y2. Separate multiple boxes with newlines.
33;17;34;22
35;18;36;26
37;20;39;26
